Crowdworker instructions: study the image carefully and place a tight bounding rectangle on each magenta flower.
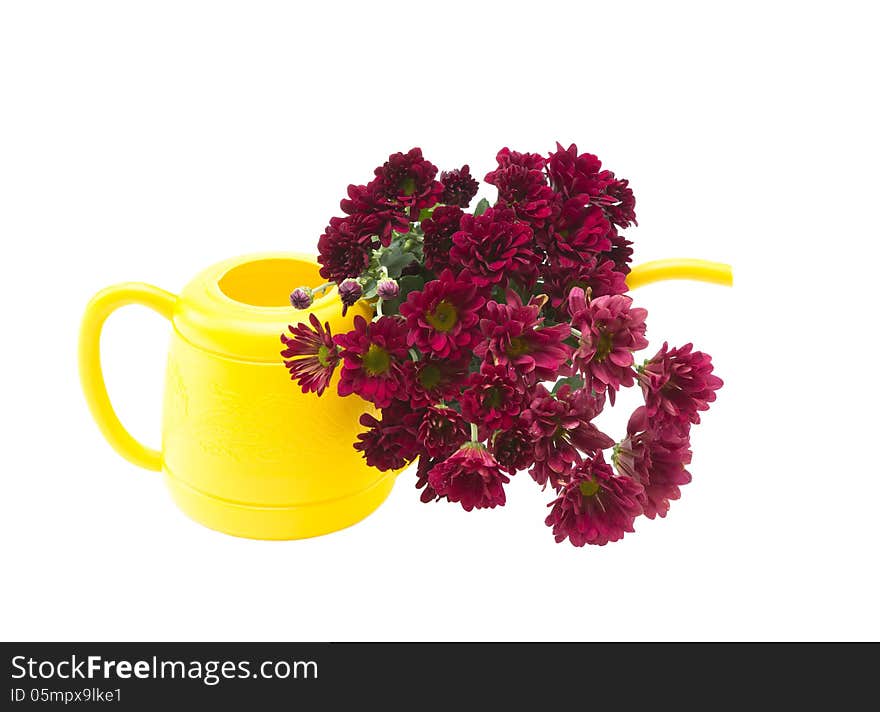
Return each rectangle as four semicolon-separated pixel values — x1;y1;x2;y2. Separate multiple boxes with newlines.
354;400;422;471
399;268;485;359
541;258;628;313
639;342;723;426
371;147;443;219
545;452;643;546
317;214;375;283
606;226;634;275
450;208;540;288
460;363;527;432
601;177;637;229
428;442;510;511
491;418;536;475
546;142;611;199
280;314;339;396
421;205;464;273
340;183;410;248
474;291;571;382
418;405;470;459
334;315;409;408
485;148;555;227
414;455;442;503
615;407;692;520
401;356;468;409
440;165;480;208
546;201;613;267
522;384;614;490
569;288;649;403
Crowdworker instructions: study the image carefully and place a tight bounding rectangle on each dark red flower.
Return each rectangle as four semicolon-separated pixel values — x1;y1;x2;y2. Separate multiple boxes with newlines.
615;407;692;520
415;455;441;503
545;452;643;547
602;177;637;228
546;201;612;267
428;443;510;511
280;314;339;396
639;342;723;426
421;205;464;273
354;400;422;471
340;183;410;248
546;142;612;200
399;268;485;359
401;356;468;409
334;315;409;408
440;165;479;208
541;258;629;313
418;405;470;459
474;291;571;382
522;384;614;490
485;149;555;227
491;419;535;475
371;147;443;219
317;215;374;283
450;208;540;288
460;363;527;432
568;288;649;402
607;226;634;275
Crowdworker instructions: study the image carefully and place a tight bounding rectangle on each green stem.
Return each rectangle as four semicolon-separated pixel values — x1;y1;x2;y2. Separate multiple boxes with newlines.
570;327;582;340
312;282;333;295
470;422;479;442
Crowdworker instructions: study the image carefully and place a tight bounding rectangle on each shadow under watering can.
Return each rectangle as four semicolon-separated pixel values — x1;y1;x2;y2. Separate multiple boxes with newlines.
79;252;732;540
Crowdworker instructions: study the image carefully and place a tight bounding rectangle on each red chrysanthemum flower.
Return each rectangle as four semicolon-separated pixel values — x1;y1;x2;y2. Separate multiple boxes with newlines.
601;177;637;229
353;400;422;472
439;165;479;208
371;147;443;219
334;315;409;408
340;183;410;248
545;201;613;267
418;405;470;459
401;356;468;409
491;418;535;475
280;314;339;396
485;149;555;227
546;142;611;199
638;342;723;426
460;363;527;432
474;291;571;382
428;442;510;511
545;452;643;547
399;268;485;359
414;455;441;503
421;205;464;273
606;225;634;275
317;214;375;283
615;407;692;520
522;384;614;490
541;258;629;314
450;208;540;288
568;288;649;403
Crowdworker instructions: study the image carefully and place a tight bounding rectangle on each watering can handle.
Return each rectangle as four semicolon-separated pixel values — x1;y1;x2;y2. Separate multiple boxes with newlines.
626;258;733;290
79;283;177;472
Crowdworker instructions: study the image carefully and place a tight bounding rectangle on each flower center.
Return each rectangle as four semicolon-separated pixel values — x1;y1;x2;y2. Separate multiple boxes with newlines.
418;363;442;389
425;300;459;332
506;336;531;358
400;176;417;196
485;387;503;409
579;478;600;498
317;344;335;368
363;344;391;376
595;331;613;361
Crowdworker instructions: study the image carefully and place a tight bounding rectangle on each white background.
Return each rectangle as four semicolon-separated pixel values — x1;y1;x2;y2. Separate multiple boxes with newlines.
1;1;878;641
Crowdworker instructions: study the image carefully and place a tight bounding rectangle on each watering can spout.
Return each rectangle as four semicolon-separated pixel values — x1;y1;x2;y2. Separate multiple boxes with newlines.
626;259;733;290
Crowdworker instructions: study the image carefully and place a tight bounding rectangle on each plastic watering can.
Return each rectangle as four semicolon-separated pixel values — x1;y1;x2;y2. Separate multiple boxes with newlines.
79;253;731;540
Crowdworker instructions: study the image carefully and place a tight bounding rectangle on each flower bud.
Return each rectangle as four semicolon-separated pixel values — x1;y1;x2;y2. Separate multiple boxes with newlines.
338;279;363;315
377;278;400;300
289;287;313;309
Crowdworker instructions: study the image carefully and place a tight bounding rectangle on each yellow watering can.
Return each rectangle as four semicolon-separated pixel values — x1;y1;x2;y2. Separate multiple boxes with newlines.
79;252;731;540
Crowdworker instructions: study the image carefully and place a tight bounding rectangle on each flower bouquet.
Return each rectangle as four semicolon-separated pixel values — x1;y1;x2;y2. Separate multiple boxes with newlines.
280;143;723;546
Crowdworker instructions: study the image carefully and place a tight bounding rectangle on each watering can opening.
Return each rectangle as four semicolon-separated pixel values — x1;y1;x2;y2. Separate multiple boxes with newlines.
217;257;321;308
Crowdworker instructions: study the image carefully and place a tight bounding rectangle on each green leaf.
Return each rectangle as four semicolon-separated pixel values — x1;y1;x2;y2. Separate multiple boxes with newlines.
379;242;415;278
552;375;585;395
474;197;490;217
361;277;378;300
